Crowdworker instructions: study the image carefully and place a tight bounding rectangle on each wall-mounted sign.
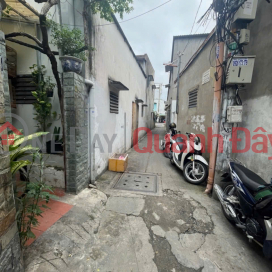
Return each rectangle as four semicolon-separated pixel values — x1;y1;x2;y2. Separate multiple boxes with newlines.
232;58;248;66
216;45;220;59
202;69;210;85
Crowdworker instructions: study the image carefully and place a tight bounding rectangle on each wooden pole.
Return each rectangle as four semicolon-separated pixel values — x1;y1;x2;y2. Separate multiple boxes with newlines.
205;39;224;194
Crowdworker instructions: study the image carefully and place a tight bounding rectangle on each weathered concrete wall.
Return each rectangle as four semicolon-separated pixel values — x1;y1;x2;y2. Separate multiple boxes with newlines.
233;0;272;183
176;35;216;160
63;72;88;193
0;31;23;272
0;26;11;124
30;166;65;189
166;34;209;128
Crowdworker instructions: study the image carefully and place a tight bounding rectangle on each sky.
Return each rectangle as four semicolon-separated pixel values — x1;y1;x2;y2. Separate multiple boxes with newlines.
116;0;215;100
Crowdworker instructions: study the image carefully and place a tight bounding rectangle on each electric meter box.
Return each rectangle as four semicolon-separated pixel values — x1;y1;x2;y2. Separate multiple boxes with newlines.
233;0;258;23
239;29;250;45
227;106;243;123
226;56;255;85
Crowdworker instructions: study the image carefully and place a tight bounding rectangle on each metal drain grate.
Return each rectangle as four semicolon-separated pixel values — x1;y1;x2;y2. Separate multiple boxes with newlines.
113;172;158;193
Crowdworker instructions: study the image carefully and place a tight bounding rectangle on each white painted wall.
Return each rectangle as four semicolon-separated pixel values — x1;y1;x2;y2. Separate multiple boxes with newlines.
89;14;155;179
154;99;165;116
154;84;166;117
170;100;177;124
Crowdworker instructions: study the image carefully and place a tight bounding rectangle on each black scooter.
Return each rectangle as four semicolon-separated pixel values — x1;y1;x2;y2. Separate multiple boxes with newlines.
215;159;272;258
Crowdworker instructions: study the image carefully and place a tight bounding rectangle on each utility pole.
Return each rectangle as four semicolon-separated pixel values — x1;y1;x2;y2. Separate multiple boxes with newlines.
205;19;225;194
205;0;256;194
176;52;183;114
158;84;161;114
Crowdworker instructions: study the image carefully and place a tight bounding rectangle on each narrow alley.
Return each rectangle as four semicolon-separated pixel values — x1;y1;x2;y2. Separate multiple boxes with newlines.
1;1;272;272
23;125;272;272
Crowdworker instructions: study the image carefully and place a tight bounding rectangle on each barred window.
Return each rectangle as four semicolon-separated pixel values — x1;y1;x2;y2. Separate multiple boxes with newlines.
110;91;119;114
188;89;198;108
15;75;36;104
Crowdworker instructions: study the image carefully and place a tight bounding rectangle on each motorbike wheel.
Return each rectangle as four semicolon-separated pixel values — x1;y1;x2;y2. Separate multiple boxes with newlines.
183;161;208;185
170;158;175;165
222;184;236;224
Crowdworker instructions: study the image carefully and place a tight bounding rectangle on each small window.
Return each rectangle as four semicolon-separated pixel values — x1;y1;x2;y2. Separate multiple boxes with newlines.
188;89;198;108
110;91;119;114
15;75;36;104
141;105;144;117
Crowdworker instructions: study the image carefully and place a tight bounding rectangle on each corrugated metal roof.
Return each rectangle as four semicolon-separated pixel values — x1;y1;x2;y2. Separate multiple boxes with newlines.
173;33;210;39
5;0;39;21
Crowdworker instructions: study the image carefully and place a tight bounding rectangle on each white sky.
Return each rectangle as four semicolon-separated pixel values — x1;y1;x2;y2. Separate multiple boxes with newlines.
117;0;216;100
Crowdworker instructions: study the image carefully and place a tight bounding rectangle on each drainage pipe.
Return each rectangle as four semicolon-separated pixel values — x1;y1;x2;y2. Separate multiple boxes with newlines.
85;79;94;184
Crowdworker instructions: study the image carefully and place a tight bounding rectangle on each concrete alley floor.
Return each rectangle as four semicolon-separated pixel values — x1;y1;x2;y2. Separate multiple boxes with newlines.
24;124;272;272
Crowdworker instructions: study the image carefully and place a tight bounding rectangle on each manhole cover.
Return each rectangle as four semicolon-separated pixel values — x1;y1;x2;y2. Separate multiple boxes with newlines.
113;172;158;193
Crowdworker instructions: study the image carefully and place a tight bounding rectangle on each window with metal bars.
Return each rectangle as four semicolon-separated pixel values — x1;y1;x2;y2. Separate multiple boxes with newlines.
14;75;36;104
110;91;119;114
188;89;198;108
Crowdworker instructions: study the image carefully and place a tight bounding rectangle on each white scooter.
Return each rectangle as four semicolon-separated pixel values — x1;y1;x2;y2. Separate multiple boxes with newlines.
170;132;208;185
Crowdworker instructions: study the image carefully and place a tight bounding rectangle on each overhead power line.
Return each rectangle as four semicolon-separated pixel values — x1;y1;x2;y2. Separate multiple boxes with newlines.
54;0;174;28
181;0;203;55
95;0;173;27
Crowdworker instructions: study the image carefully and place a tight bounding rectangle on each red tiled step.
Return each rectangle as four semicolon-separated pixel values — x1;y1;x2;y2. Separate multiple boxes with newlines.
26;200;73;246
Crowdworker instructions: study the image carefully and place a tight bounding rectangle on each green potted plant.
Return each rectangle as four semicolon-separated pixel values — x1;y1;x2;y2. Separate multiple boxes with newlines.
30;65;58;132
49;21;88;74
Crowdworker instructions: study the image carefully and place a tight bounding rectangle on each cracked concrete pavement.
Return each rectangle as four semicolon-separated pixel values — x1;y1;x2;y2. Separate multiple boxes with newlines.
24;124;272;271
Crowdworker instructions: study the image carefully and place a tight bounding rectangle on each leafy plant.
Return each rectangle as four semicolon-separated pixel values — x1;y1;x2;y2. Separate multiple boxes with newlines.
48;21;89;61
89;0;134;22
9;131;55;247
9;131;49;176
30;64;58;132
15;152;56;247
1;5;12;18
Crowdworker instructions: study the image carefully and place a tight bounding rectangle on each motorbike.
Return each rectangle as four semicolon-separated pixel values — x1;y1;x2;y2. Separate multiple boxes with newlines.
161;123;178;158
214;159;272;258
169;132;209;185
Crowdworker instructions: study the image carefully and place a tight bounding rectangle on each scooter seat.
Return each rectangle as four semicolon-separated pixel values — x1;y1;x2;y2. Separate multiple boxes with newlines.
176;137;184;143
233;163;267;192
175;137;184;152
